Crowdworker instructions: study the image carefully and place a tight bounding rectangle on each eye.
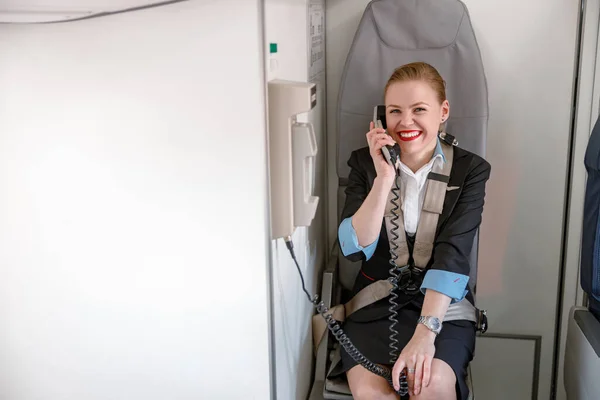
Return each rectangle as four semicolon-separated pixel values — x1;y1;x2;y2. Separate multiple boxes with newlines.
414;107;427;113
389;109;400;114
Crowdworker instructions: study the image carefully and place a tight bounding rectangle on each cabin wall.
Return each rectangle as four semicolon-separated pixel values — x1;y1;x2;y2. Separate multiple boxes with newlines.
325;0;580;399
0;1;273;399
264;1;327;399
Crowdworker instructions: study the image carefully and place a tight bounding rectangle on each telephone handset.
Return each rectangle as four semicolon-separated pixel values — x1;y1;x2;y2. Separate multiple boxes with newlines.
373;105;399;169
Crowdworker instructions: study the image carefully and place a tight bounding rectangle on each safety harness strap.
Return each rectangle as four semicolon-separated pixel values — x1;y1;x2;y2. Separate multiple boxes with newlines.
345;279;394;315
312;279;393;354
413;142;453;268
383;138;454;269
311;277;479;353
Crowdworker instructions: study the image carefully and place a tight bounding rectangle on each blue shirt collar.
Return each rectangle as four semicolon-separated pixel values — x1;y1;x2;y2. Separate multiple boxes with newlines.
433;137;446;163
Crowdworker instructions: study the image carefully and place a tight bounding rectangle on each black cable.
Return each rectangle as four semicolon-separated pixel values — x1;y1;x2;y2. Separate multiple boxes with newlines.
284;238;316;303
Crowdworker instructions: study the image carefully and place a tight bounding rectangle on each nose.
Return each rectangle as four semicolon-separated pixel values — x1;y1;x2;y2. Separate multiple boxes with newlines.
399;112;414;127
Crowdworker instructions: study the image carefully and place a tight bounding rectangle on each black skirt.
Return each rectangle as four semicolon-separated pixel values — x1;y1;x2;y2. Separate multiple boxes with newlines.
335;302;476;400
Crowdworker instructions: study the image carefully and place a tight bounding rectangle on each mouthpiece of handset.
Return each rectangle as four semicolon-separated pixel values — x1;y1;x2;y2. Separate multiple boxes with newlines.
394;370;409;396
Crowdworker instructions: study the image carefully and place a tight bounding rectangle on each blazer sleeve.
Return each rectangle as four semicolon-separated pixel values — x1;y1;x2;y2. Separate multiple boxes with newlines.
337;150;379;262
420;156;491;302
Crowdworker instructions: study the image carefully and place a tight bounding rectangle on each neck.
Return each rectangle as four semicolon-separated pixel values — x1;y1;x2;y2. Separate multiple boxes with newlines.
402;149;434;173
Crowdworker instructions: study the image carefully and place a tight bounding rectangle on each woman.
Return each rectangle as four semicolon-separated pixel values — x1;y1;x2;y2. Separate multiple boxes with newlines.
337;62;491;400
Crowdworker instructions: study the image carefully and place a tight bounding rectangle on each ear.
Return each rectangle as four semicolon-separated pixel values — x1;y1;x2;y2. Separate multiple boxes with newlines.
439;100;450;133
441;100;450;122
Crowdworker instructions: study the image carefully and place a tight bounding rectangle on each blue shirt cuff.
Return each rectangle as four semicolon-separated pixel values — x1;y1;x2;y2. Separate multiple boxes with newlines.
420;270;469;303
338;217;378;260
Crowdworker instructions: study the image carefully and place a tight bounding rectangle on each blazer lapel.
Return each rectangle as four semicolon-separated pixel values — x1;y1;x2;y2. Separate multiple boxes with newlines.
436;150;469;230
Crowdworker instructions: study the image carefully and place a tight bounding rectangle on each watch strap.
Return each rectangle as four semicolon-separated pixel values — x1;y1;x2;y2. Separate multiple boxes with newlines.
418;316;442;335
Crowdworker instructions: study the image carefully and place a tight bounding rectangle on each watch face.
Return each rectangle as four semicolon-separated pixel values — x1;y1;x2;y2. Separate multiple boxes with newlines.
429;318;441;331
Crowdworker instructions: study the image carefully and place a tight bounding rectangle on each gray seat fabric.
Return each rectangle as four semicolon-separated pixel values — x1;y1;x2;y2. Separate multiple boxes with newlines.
336;0;488;294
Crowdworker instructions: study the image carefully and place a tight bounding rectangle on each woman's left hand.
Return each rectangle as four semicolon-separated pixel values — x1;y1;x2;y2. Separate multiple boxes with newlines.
392;325;437;396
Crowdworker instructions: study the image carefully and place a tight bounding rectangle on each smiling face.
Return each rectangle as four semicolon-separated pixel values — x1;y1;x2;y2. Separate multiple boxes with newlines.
384;80;449;159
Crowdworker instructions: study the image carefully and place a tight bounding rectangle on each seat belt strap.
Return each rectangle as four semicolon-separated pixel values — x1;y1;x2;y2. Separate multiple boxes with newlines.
413;142;453;268
311;276;477;353
311;279;393;354
345;279;394;315
314;279;394;321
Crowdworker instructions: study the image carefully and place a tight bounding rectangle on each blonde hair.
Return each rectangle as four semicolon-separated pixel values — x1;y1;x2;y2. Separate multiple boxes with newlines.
384;62;447;104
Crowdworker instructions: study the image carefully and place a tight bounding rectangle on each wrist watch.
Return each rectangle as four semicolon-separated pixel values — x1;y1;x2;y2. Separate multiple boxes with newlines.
418;316;442;335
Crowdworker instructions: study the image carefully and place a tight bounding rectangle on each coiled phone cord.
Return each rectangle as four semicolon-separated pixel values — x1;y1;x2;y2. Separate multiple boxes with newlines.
285;237;409;397
387;174;403;364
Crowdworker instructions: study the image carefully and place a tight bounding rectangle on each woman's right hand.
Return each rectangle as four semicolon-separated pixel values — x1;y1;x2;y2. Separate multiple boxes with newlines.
366;121;397;180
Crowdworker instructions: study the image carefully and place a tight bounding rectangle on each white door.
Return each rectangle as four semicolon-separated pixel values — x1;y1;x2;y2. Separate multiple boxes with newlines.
0;2;273;399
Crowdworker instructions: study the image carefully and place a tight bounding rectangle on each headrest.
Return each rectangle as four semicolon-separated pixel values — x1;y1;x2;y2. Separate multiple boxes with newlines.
372;0;465;49
336;0;488;179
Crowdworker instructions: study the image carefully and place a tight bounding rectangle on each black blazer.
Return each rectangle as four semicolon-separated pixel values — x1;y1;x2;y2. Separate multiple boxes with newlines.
339;145;491;321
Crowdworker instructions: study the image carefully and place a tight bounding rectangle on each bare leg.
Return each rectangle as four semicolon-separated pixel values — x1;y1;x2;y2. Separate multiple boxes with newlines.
347;364;400;400
410;359;457;400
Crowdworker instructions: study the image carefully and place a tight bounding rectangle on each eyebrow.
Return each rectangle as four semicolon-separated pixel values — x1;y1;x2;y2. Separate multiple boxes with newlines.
387;102;430;108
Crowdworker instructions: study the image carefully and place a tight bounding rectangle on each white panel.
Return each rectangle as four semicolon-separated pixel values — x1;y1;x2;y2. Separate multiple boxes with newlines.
0;1;272;399
325;1;580;399
471;336;537;399
265;1;327;399
465;0;579;398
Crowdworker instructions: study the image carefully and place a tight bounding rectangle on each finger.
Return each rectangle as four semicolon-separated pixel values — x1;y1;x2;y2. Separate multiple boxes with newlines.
366;131;376;149
366;128;383;142
368;129;386;141
370;121;374;130
404;360;415;395
392;358;405;391
414;355;425;395
368;133;390;154
374;131;395;143
406;371;415;395
373;139;395;155
374;135;395;148
423;355;432;388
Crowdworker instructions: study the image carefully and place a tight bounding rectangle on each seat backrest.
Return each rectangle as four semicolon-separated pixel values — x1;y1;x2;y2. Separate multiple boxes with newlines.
336;0;488;292
581;114;600;320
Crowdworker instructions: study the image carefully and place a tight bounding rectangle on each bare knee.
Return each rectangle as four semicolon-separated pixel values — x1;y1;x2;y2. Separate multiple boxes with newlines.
411;360;456;400
415;372;455;399
347;365;399;400
353;384;398;400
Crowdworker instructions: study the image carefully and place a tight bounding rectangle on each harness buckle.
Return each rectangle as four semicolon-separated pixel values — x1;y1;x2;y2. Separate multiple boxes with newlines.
403;267;423;295
389;265;425;295
438;131;458;146
388;265;412;290
476;309;488;334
